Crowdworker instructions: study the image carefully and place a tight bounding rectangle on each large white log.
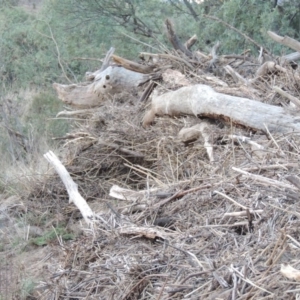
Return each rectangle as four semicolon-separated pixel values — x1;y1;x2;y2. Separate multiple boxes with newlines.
283;52;300;62
143;84;300;134
53;66;150;108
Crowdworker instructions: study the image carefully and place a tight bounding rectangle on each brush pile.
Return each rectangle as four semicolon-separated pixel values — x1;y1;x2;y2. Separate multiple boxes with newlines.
27;20;300;299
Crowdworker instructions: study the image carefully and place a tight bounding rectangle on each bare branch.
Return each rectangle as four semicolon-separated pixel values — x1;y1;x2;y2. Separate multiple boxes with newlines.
268;31;300;53
204;14;273;56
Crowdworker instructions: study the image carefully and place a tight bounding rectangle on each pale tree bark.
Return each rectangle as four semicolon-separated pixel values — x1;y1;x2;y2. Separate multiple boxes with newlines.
268;31;300;53
44;151;94;226
53;66;150;108
143;84;300;134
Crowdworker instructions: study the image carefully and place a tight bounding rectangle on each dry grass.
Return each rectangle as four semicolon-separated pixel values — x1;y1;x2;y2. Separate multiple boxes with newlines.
2;50;300;299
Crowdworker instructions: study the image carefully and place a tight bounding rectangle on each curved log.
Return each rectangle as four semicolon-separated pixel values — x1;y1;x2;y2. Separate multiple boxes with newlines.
143;84;300;134
53;66;150;108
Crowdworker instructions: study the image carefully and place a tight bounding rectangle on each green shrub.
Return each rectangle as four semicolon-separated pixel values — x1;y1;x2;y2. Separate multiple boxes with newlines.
31;227;75;246
23;91;69;139
19;278;36;300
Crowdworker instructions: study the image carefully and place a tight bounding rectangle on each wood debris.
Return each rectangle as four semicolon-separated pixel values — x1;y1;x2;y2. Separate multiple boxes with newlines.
21;18;300;299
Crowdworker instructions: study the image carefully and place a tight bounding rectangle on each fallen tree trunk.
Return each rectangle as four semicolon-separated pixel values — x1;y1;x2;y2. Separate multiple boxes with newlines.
268;31;300;54
282;52;300;62
143;84;300;134
53;82;101;108
53;66;151;108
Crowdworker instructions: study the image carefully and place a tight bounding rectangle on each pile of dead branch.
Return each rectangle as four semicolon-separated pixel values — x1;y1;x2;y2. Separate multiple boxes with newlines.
23;20;300;299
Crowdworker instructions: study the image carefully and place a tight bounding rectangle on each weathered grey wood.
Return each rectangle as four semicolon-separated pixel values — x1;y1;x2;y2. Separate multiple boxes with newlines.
283;52;300;62
274;86;300;107
268;31;300;53
99;47;115;72
53;66;150;108
53;82;101;108
143;84;300;134
93;66;149;94
184;34;198;50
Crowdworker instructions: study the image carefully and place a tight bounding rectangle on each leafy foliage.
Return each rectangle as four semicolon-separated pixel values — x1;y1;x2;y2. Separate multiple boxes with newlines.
31;227;75;246
19;278;36;300
0;0;299;89
0;7;59;88
0;90;69;167
23;92;69;139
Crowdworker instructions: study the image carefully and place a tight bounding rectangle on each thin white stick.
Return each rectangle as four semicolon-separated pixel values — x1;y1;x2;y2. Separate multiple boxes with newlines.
263;124;285;156
232;167;297;190
231;266;273;295
228;134;264;150
224;210;263;217
286;235;300;248
44;151;94;226
214;191;248;210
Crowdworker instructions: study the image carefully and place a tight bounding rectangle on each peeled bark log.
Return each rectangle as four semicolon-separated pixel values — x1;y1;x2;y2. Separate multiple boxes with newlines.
283;51;300;62
92;66;150;94
53;66;150;108
53;82;101;108
268;31;300;53
143;84;300;134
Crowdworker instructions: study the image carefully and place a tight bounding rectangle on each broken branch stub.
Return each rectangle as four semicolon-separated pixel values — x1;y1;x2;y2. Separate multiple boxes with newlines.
111;54;155;74
53;82;101;108
53;66;151;108
143;84;300;134
165;18;193;58
93;66;150;94
178;122;214;162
